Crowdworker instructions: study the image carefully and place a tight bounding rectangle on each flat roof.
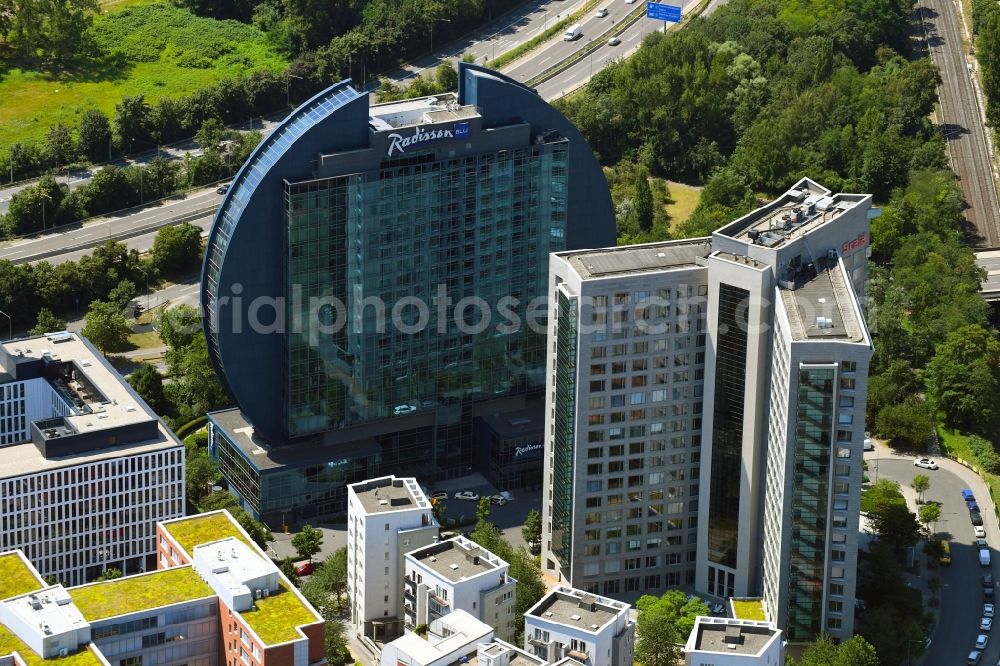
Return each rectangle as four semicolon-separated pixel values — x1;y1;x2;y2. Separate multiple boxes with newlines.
779;262;866;343
693;618;778;655
368;92;480;131
209;408;381;471
527;587;627;634
557;239;711;279
3;586;87;640
161;511;255;558
350;476;429;514
408;537;506;583
0;552;45;600
194;538;275;590
977;249;1000;298
716;179;867;246
387;610;492;664
238;581;321;645
70;566;214;621
0;625;103;666
474;641;544;666
0;431;181;480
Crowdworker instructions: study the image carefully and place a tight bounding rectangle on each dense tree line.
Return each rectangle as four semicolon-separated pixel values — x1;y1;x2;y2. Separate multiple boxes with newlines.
973;0;1000;129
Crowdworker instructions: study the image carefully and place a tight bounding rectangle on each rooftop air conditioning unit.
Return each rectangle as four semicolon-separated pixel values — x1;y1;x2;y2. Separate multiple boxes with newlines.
58;649;68;657
262;588;269;598
255;590;262;600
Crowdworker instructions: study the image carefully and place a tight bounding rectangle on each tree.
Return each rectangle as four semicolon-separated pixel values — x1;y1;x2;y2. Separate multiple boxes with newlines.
324;619;352;666
81;300;131;353
107;279;138;313
476;496;491;524
875;400;935;449
635;593;681;666
911;474;930;504
143;156;182;200
29;308;66;335
195;118;229;152
292;524;323;561
521;509;542;547
94;567;123;581
925;324;1000;433
128;363;173;416
115;95;153;153
633;167;654;232
861;480;921;552
866;359;921;424
77;109;112;163
156;304;201;350
918;503;941;536
186;446;218;505
279;557;301;586
45;123;77;169
152;223;203;276
794;634;880;666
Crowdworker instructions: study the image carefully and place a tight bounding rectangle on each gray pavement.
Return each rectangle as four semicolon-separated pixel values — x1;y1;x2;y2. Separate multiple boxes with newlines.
866;441;999;665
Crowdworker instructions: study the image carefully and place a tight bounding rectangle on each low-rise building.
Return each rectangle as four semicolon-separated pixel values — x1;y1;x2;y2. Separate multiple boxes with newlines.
523;586;634;666
404;536;517;641
683;616;784;665
348;476;438;643
379;610;494;666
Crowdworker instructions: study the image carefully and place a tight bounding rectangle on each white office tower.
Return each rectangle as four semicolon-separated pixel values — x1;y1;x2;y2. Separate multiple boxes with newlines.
347;475;439;645
404;536;517;641
542;239;712;596
523;586;634;666
0;332;184;586
541;178;874;643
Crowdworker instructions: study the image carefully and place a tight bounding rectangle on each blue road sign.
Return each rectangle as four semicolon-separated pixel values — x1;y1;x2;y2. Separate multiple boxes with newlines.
646;1;682;21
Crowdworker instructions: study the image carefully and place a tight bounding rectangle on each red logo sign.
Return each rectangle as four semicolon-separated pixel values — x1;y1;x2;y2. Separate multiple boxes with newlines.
842;233;866;253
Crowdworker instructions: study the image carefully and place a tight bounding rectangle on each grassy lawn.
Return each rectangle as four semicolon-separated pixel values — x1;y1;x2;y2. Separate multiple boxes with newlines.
0;552;44;600
938;427;1000;503
71;566;213;620
241;581;321;645
731;598;766;621
163;511;254;557
664;180;702;227
0;3;288;148
127;329;162;350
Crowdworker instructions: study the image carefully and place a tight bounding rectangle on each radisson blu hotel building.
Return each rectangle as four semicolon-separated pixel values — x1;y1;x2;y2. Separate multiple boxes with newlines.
202;64;615;523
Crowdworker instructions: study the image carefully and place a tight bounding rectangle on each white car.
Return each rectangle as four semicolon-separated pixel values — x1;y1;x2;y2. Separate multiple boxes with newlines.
393;404;417;415
976;634;989;650
977;526;988;538
625;0;638;3
982;617;993;632
967;650;981;665
454;491;479;501
607;36;621;46
595;8;609;17
985;603;995;618
863;438;874;451
429;491;448;502
914;457;939;470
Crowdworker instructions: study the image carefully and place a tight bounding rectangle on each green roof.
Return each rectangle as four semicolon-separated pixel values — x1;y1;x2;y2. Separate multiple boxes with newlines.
163;512;253;557
731;599;767;622
0;625;103;666
240;582;320;645
0;553;44;600
71;567;214;621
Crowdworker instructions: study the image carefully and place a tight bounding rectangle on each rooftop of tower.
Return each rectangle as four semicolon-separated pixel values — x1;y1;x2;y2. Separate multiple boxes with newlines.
716;178;869;247
368;92;479;131
778;257;867;343
557;238;712;279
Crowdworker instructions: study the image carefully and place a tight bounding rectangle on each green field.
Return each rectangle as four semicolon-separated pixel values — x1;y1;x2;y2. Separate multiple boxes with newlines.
0;3;288;148
664;180;701;227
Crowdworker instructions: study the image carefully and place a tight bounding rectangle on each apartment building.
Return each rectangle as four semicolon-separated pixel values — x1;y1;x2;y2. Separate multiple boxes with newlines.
347;476;439;643
0;332;184;587
683;616;784;665
403;536;517;641
541;178;874;642
523;586;634;666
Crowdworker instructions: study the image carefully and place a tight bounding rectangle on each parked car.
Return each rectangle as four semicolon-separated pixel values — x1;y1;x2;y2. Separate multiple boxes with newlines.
914;457;938;470
454;491;479;501
973;511;985;526
985;603;995;618
979;539;990;549
939;540;952;566
982;549;992;567
217;183;231;194
982;617;993;632
976;634;989;650
294;561;314;576
968;650;982;665
964;489;977;502
393;404;417;415
977;526;987;538
970;500;981;512
429;491;448;502
489;494;508;506
985;574;995;600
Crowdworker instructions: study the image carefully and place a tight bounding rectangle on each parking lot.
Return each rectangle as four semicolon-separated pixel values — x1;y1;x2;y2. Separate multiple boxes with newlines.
428;474;542;553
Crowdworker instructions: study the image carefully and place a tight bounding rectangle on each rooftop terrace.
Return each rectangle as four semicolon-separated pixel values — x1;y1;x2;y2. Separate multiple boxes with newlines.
239;581;320;645
70;567;213;621
0;552;44;600
162;511;255;558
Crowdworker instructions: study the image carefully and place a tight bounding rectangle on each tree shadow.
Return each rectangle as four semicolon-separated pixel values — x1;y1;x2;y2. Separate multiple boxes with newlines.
1;50;133;85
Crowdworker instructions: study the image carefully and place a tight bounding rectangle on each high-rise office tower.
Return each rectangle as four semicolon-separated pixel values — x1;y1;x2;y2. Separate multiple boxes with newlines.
202;63;614;523
541;179;873;642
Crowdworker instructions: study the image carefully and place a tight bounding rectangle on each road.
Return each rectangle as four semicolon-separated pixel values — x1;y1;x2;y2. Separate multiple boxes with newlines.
0;188;221;265
867;444;999;665
916;0;1000;247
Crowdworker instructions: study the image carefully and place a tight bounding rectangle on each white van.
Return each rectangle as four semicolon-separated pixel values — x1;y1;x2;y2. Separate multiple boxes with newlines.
563;24;582;40
981;548;992;566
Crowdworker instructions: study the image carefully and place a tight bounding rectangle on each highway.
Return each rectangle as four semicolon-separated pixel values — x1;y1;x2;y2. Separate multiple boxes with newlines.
917;0;1000;247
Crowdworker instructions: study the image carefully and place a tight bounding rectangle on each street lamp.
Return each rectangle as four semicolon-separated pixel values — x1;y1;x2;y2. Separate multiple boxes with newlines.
9;144;16;184
286;73;303;108
40;190;51;231
0;310;11;341
430;17;451;53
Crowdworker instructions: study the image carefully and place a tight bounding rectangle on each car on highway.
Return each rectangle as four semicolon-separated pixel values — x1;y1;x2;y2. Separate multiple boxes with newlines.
607;36;621;46
914;457;938;470
977;526;987;538
595;8;609;17
393;404;417;415
967;650;982;664
453;491;479;501
429;491;448;502
563;24;582;40
982;617;993;631
976;634;989;650
217;183;231;194
965;489;977;502
973;511;985;526
489;494;507;506
985;603;995;618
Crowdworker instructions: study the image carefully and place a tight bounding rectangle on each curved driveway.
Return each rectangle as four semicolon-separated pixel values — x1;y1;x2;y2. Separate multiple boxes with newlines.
866;441;998;664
